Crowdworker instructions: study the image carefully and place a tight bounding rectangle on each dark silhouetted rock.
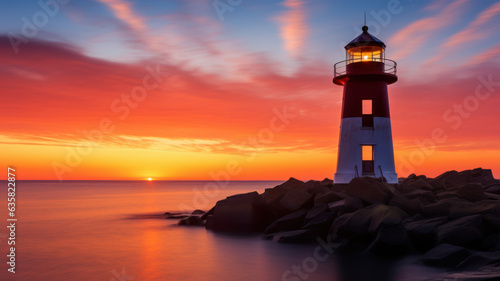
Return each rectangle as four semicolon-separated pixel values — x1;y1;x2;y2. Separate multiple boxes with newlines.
265;209;307;234
210;191;266;233
264;228;321;243
314;191;343;206
457;251;500;270
367;225;411;256
201;206;214;220
343;196;365;213
279;188;313;213
404;189;436;204
305;180;330;195
303;206;337;230
328;199;346;212
345;177;391;205
457;183;487;202
421;197;475;218
420;243;471;267
331;209;372;242
368;205;409;234
388;194;421;216
435;215;483;247
320;178;334;186
192;209;205;215
404;216;448;252
178;216;204;226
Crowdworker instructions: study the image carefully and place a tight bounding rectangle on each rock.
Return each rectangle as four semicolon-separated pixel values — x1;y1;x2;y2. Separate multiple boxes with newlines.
421;197;475;218
264;228;321;243
457;251;500;270
192;209;205;215
210;191;267;233
201;206;214;220
435;190;460;200
314;191;343;206
264;209;307;234
367;225;411;256
343;196;365;213
178;216;204;226
328;199;346;212
405;177;433;192
388;194;421;216
345;177;391;205
305;180;330;195
320;178;334;186
263;179;313;220
457;183;487;202
485;184;500;194
424;265;500;280
302;206;337;230
404;216;448;252
404;189;437;204
261;177;306;205
435;215;483;247
449;201;500;219
367;205;409;234
331;209;372;242
432;168;497;191
331;205;397;243
205;215;214;230
420;243;472;267
279;188;313;213
483;213;500;232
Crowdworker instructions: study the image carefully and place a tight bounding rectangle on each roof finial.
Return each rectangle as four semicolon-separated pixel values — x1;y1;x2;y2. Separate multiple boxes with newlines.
362;11;368;32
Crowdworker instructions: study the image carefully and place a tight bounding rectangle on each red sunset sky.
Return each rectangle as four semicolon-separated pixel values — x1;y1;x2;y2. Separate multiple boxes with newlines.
1;0;500;180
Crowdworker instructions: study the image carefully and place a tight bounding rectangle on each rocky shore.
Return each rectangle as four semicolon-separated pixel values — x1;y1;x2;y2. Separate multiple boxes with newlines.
174;168;500;275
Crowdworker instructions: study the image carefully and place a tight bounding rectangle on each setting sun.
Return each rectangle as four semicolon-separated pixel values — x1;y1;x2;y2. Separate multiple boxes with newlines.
148;178;153;181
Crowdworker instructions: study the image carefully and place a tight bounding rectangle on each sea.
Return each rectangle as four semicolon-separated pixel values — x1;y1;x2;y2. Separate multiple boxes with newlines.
0;180;447;281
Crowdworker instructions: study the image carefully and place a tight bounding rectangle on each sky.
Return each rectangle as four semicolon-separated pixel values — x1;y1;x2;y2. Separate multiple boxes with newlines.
1;0;500;180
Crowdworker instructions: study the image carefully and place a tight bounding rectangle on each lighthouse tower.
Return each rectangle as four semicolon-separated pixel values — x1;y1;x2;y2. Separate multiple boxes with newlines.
332;25;398;184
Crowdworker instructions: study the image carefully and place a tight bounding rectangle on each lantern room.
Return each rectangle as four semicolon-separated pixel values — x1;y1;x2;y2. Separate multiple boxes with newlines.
345;26;386;64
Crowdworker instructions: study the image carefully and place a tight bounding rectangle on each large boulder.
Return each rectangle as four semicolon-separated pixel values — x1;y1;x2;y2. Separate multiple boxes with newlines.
403;216;448;252
435;215;483;247
345;177;392;205
264;209;307;234
456;251;500;270
210;191;267;233
262;178;313;220
419;243;472;267
367;205;409;234
302;205;337;231
314;191;343;206
456;183;487;202
388;194;421;216
420;197;476;218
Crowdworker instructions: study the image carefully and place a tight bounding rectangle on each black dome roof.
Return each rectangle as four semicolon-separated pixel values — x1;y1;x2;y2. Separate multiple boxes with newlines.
345;26;386;49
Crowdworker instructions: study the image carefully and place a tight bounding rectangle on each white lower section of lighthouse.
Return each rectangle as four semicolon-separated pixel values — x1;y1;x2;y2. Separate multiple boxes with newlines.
334;117;398;184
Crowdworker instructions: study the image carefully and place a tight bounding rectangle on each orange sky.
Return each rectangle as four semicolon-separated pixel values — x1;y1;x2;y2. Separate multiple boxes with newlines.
1;0;500;180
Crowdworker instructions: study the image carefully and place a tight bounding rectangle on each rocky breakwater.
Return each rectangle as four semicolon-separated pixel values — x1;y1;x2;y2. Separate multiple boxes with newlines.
176;168;500;273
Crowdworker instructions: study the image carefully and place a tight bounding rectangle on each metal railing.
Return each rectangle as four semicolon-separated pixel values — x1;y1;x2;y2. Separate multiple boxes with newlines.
333;58;397;77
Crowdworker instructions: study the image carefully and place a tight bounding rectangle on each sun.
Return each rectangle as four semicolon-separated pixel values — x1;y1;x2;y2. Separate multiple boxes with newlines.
147;178;153;181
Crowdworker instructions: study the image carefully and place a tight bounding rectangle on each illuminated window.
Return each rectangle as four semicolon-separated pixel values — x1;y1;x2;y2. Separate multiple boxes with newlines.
362;145;374;161
362;100;372;115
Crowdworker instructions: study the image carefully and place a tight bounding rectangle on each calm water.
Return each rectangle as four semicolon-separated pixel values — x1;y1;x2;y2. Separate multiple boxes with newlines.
0;181;444;281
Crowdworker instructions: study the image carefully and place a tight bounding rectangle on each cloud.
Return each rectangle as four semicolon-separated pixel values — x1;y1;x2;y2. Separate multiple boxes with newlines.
425;2;500;65
276;0;308;58
389;0;469;60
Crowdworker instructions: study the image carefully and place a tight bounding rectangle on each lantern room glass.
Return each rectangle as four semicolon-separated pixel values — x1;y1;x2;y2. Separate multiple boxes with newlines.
346;45;384;64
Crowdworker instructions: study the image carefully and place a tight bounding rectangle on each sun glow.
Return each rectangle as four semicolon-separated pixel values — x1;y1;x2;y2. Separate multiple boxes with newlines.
147;178;153;181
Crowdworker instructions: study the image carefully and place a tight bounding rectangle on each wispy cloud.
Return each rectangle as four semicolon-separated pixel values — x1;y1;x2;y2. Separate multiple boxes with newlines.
425;2;500;65
276;0;308;58
389;0;469;60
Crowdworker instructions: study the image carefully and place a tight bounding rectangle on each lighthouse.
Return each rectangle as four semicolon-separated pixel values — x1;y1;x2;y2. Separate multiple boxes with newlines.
332;25;398;184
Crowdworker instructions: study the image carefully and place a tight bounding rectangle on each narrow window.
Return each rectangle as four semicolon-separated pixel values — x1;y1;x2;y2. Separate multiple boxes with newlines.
362;145;375;174
362;99;372;115
362;145;373;161
362;99;374;127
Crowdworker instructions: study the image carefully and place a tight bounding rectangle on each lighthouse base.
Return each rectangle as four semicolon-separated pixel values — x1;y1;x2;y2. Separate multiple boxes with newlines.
334;172;398;185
